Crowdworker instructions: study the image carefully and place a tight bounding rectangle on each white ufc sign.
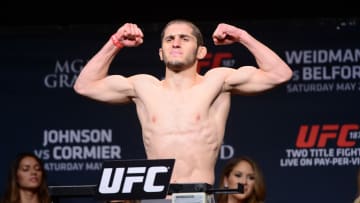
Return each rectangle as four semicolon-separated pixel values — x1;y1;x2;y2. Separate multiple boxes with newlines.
95;159;174;200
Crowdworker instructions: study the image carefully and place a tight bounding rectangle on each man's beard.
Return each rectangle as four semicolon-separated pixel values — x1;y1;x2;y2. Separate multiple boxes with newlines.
166;60;187;70
165;57;196;71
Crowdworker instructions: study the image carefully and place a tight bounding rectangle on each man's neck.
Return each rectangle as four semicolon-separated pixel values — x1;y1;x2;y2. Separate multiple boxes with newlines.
163;67;201;90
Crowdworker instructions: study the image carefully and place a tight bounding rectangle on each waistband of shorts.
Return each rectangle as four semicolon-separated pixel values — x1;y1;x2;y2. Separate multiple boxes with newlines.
168;183;213;194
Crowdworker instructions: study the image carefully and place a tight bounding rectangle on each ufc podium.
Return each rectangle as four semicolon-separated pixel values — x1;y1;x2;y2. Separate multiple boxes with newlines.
48;159;243;203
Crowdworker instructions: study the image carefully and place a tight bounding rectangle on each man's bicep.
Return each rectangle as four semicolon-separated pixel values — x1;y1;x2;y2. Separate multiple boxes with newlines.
92;75;135;103
224;66;268;94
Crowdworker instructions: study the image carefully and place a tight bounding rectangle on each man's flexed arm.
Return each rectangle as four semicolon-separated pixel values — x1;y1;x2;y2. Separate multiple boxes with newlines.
73;23;144;103
212;23;293;94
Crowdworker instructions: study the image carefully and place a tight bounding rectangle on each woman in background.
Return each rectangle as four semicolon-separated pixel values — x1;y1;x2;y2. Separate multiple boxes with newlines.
216;156;266;203
1;152;51;203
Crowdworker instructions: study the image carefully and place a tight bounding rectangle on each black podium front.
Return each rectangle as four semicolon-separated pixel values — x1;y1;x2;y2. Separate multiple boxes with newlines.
49;185;97;203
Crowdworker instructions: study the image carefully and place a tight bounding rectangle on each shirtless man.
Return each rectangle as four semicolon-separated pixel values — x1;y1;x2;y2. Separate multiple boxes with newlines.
73;19;293;186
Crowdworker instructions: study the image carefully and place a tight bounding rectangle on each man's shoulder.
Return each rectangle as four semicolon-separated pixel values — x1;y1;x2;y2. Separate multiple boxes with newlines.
204;67;235;78
130;74;162;90
131;74;161;82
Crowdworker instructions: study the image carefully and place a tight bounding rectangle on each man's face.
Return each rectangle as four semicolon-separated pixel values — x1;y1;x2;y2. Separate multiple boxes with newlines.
160;23;199;70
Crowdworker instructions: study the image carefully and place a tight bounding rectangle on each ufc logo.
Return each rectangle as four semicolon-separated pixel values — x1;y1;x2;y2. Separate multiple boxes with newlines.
198;52;234;73
296;124;359;148
98;166;169;194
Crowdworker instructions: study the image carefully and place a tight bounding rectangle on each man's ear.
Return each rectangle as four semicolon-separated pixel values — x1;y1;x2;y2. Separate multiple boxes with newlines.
197;46;207;59
159;48;163;61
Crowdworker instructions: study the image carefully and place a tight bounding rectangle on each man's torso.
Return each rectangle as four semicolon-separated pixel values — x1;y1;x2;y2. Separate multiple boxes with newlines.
130;72;231;185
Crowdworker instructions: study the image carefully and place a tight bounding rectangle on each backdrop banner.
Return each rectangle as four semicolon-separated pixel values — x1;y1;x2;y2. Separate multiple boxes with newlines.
0;19;359;203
